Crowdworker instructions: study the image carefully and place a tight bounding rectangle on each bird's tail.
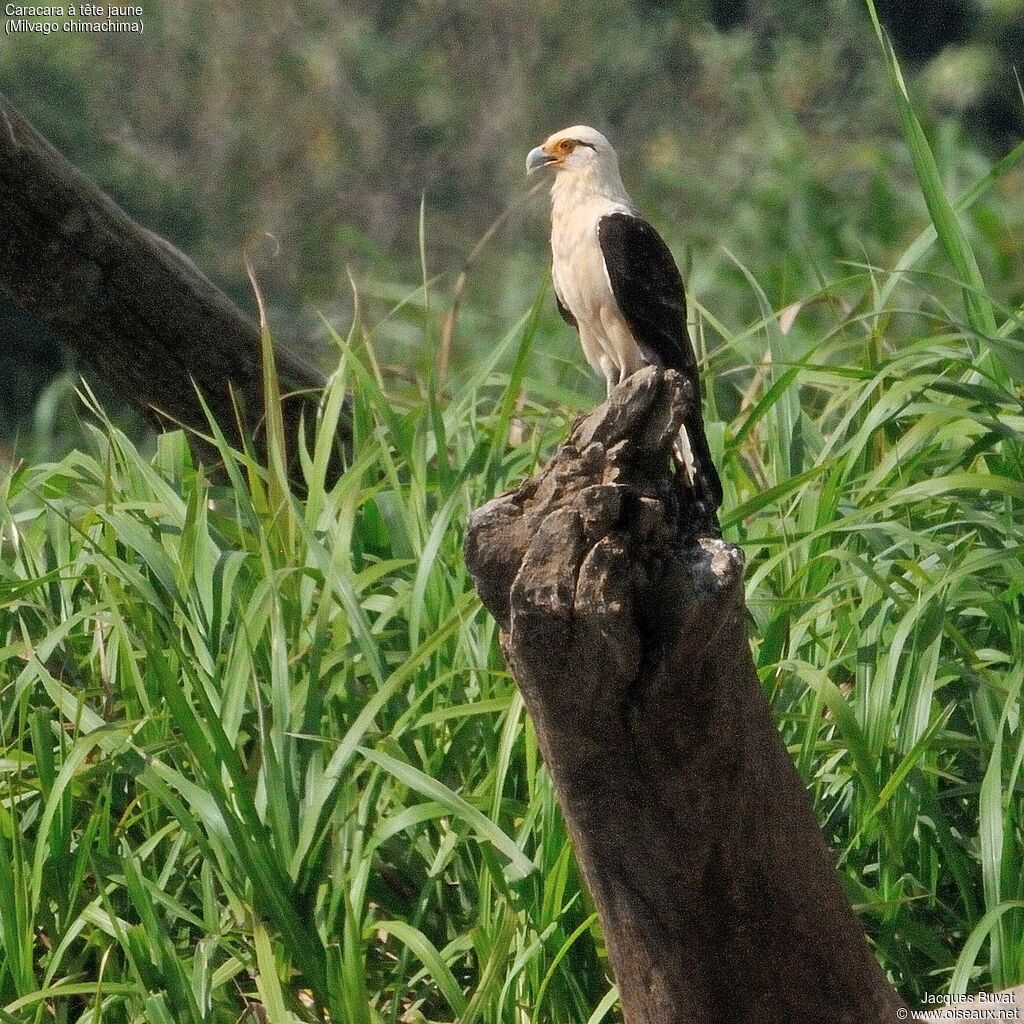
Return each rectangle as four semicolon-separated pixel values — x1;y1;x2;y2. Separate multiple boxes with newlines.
673;415;723;517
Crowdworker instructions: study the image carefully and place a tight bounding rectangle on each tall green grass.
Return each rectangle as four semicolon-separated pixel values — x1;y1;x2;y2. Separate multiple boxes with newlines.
2;23;1024;1024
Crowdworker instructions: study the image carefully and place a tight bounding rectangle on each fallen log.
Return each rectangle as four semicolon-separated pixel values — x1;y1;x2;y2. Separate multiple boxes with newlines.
464;366;912;1023
0;91;339;469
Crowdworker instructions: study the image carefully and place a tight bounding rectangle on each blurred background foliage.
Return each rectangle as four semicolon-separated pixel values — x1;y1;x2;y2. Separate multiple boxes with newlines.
3;0;1024;456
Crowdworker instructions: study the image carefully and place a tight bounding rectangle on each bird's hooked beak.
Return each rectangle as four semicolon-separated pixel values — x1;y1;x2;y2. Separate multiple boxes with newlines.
527;145;557;175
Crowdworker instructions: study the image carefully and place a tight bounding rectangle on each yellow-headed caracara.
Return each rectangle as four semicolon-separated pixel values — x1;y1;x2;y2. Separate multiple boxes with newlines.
527;125;722;515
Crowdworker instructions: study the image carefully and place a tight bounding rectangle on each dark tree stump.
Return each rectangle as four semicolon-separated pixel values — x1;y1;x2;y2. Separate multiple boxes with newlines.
465;366;911;1024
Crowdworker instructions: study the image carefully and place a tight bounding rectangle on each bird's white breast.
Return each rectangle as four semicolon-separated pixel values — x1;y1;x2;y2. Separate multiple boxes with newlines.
550;192;643;387
550;195;620;316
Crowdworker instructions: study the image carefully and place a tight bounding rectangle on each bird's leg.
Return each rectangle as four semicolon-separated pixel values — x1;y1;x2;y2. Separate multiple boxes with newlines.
600;356;618;395
673;427;697;487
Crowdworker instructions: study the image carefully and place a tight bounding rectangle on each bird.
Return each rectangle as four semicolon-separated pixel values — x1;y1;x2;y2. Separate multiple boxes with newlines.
526;124;722;515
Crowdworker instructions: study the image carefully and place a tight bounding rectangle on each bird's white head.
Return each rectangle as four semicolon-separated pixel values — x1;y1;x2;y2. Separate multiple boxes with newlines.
526;125;629;204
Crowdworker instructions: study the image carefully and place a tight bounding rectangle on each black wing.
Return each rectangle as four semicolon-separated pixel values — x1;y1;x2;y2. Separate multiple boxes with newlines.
598;212;722;513
554;283;577;330
597;212;694;375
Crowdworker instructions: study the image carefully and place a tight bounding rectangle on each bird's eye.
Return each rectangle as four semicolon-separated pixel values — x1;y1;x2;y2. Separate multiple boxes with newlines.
558;139;576;154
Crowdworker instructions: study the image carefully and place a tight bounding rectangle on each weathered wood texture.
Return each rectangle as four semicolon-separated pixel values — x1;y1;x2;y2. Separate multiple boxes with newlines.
0;92;337;464
465;366;911;1023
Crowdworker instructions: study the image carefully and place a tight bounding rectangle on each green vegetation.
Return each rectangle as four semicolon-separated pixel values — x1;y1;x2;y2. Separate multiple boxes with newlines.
6;0;1024;439
3;7;1024;1023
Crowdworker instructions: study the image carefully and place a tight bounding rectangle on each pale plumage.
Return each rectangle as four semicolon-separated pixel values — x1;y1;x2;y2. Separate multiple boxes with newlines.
527;124;722;514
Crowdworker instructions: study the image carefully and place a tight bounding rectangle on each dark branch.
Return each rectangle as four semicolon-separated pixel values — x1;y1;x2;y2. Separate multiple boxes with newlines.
0;91;343;469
